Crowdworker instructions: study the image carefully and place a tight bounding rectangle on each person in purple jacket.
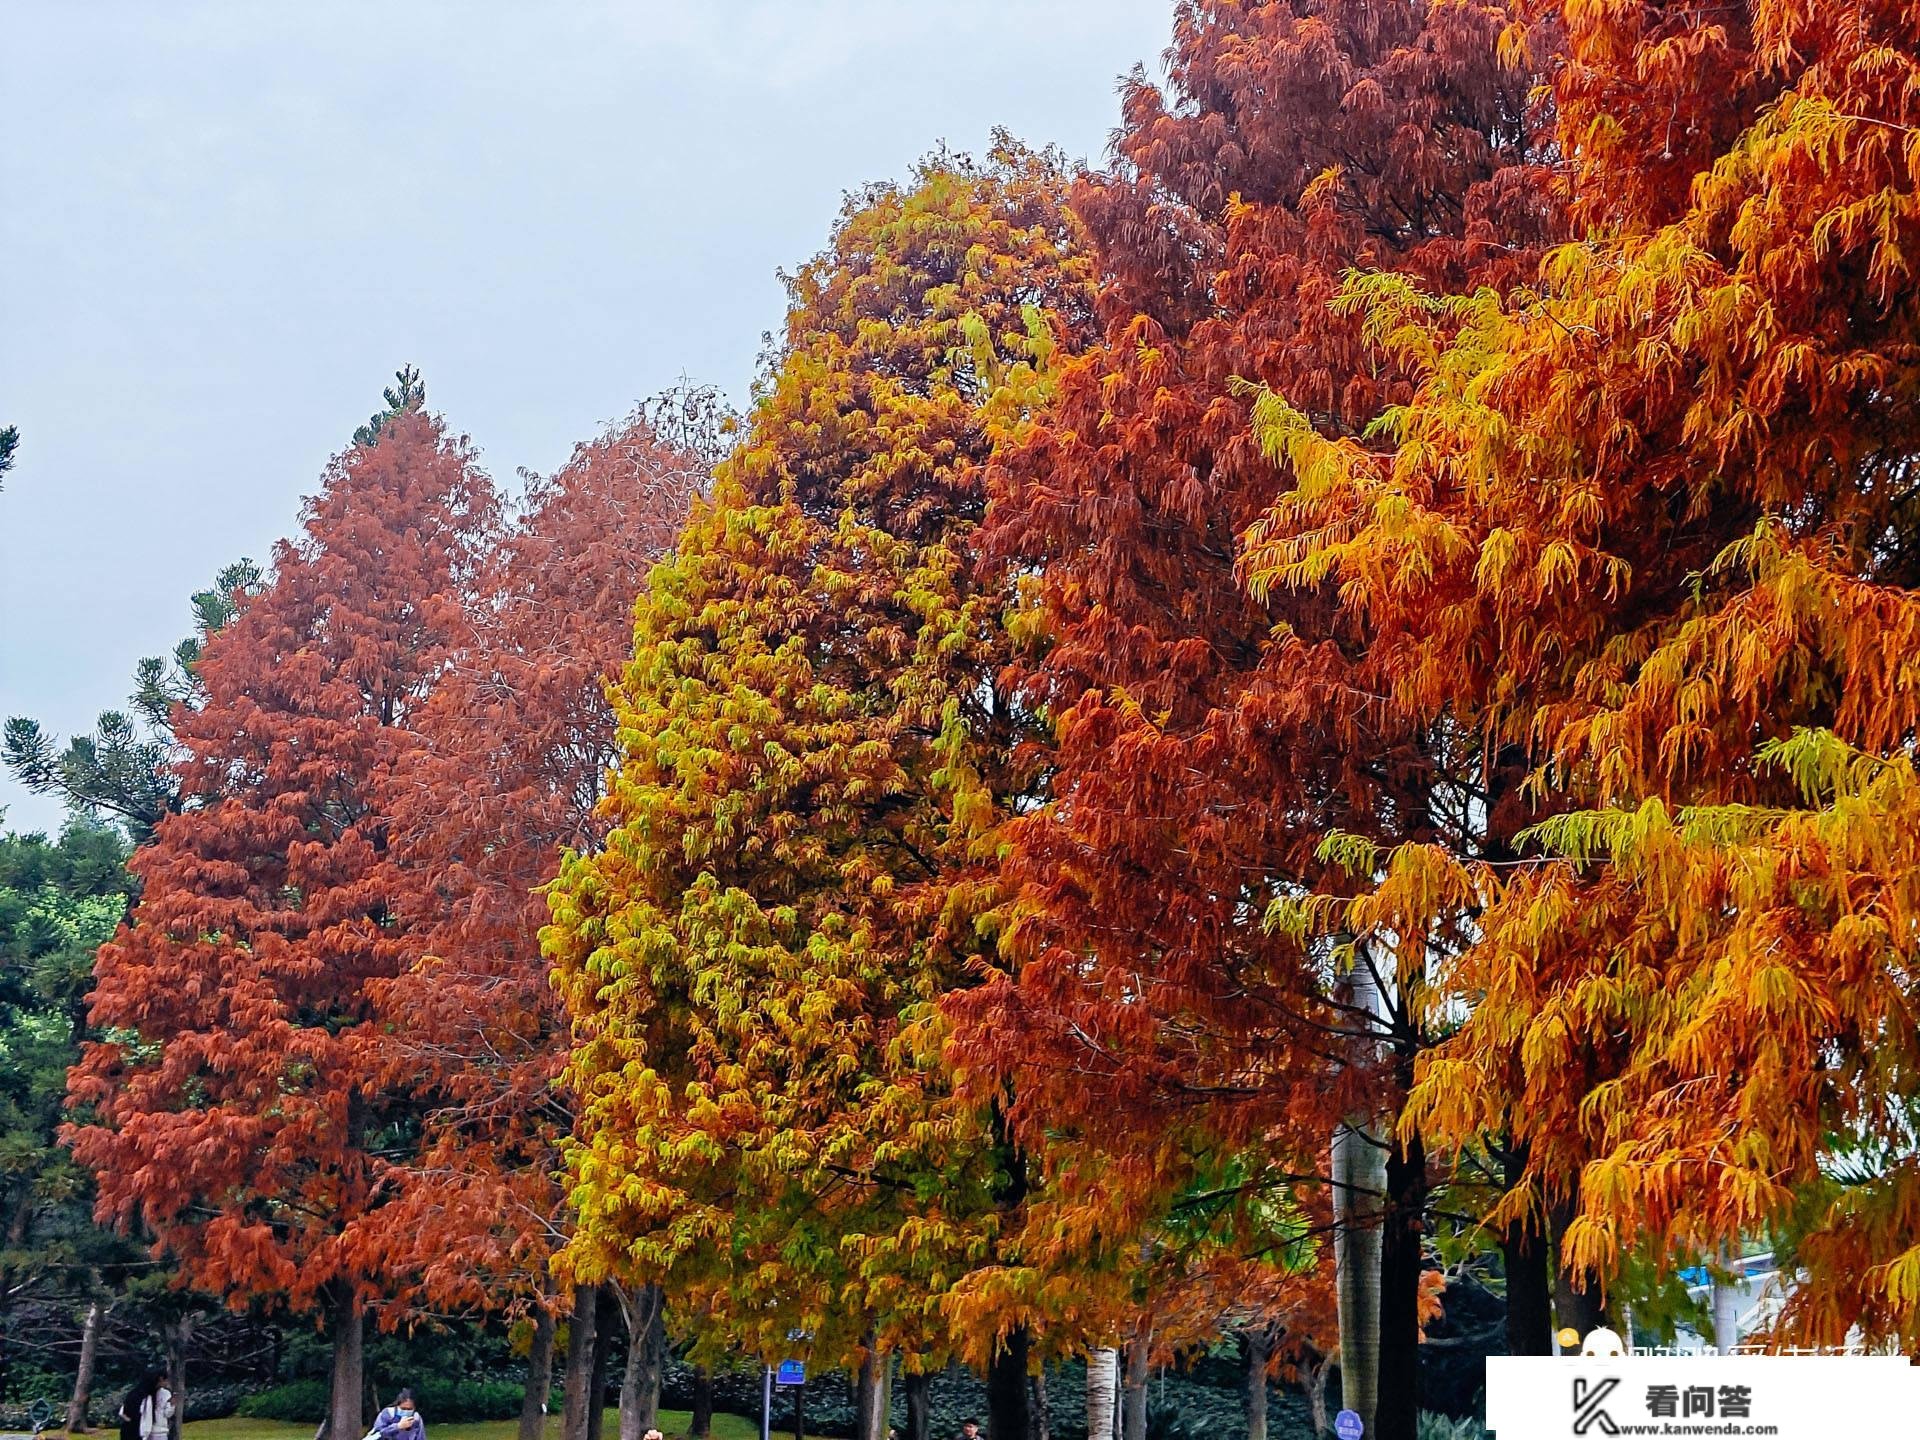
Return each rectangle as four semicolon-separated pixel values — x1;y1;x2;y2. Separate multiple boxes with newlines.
370;1390;424;1440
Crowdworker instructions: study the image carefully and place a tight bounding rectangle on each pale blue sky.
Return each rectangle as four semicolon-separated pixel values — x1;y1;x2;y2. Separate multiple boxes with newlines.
1;1;1171;834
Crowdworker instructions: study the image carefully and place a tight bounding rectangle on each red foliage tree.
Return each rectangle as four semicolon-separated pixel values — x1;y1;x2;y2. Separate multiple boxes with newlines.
952;5;1560;1435
354;400;715;1437
68;412;496;1440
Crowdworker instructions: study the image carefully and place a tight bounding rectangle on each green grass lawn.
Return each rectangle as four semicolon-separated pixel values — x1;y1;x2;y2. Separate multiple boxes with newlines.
180;1411;787;1440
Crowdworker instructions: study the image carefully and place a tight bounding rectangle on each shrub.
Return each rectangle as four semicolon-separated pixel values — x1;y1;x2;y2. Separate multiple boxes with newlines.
1418;1414;1489;1440
236;1381;330;1422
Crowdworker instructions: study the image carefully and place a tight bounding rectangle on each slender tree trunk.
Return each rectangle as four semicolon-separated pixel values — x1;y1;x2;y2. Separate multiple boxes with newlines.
1334;955;1388;1440
1306;1356;1331;1439
328;1289;363;1440
984;1100;1032;1440
1120;1330;1150;1440
854;1339;893;1440
1086;1349;1118;1440
165;1315;194;1440
856;1347;891;1440
688;1367;713;1439
903;1371;932;1440
1501;1141;1553;1358
1551;1195;1607;1344
68;1299;103;1431
519;1306;557;1440
1029;1369;1048;1440
854;1342;875;1440
986;1328;1031;1440
561;1284;599;1440
1332;1123;1385;1433
1241;1329;1270;1440
1375;1131;1427;1440
1712;1248;1740;1355
586;1286;617;1440
616;1285;664;1440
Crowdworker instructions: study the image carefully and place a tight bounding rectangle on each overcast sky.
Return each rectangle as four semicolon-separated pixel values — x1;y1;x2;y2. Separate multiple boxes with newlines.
0;1;1172;835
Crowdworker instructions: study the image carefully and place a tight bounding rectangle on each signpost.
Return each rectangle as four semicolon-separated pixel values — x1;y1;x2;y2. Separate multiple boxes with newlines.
777;1360;806;1386
1333;1409;1364;1440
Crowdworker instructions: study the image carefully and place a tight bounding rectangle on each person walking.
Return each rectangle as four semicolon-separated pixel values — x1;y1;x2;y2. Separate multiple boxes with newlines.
370;1390;426;1440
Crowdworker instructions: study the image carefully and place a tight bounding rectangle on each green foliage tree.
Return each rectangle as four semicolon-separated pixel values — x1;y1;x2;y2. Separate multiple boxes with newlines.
353;366;426;449
4;561;263;843
0;821;138;1403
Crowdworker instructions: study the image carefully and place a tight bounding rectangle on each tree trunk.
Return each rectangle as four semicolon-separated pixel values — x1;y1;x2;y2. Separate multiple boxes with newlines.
1332;1121;1386;1434
586;1286;617;1440
519;1305;557;1440
1333;953;1389;1440
986;1328;1031;1440
1306;1356;1331;1440
1501;1141;1553;1358
68;1299;103;1431
1551;1195;1607;1345
165;1315;194;1440
1375;1131;1427;1440
1029;1369;1048;1440
1241;1329;1270;1440
1086;1349;1117;1440
854;1341;893;1440
1712;1249;1740;1355
688;1366;713;1439
903;1371;932;1440
855;1347;891;1440
616;1285;664;1440
1119;1330;1149;1440
854;1338;875;1440
560;1284;599;1440
328;1289;363;1440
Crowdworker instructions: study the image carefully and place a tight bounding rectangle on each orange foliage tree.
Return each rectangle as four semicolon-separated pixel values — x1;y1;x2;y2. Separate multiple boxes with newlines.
952;4;1561;1435
1240;0;1920;1353
347;397;719;1437
68;410;496;1440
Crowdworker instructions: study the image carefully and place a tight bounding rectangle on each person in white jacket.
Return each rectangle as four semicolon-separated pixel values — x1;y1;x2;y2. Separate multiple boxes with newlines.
120;1371;173;1440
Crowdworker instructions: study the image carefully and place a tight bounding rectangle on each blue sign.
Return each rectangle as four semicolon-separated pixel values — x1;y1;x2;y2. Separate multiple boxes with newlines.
1334;1410;1364;1440
776;1360;806;1386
